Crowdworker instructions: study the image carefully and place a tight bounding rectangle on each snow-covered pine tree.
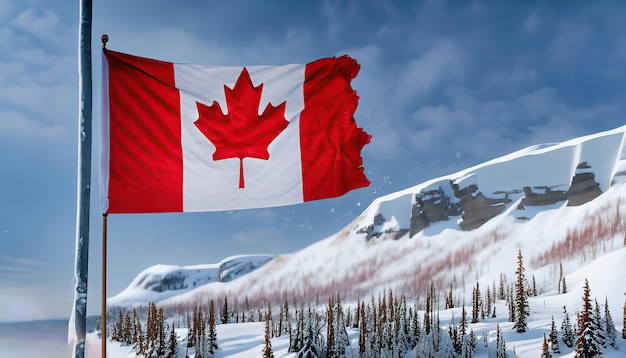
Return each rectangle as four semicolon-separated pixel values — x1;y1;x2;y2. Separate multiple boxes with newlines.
603;296;618;349
334;295;350;357
283;299;292;337
558;262;563;294
446;283;455;309
574;279;602;357
541;333;552;358
358;300;367;357
549;316;561;354
289;305;302;352
394;295;410;356
410;302;421;349
123;309;133;344
132;308;141;345
208;299;219;355
486;286;492;320
507;284;516;323
296;306;324;358
513;248;529;333
221;296;229;324
495;324;507;358
464;328;477;358
561;305;575;348
326;297;336;358
471;282;481;324
262;314;275;358
498;273;506;300
592;299;606;348
166;324;177;358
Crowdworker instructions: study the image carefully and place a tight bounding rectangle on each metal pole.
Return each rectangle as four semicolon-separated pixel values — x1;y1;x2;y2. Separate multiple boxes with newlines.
102;214;108;358
72;0;92;357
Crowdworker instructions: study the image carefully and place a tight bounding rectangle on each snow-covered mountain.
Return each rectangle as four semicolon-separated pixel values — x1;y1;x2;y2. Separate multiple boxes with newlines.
110;125;626;317
108;255;275;306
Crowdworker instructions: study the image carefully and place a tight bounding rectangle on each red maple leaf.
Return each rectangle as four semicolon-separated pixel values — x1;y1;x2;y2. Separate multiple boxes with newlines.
194;67;288;188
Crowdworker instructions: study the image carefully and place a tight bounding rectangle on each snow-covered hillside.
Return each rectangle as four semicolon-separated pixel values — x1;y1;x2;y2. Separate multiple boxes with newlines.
103;125;626;357
109;255;275;306
110;125;625;313
110;126;623;309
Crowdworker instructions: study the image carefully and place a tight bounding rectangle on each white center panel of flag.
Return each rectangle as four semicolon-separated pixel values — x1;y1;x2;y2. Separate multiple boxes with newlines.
175;63;306;212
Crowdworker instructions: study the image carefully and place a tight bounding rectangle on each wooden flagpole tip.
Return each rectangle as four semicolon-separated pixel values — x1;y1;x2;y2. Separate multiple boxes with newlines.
101;34;109;49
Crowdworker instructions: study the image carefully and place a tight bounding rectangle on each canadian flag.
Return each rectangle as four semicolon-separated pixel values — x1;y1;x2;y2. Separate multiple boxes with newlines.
101;50;370;213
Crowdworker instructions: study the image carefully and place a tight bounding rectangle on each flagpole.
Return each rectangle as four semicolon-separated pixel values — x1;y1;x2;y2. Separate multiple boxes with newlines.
102;213;108;358
71;0;92;357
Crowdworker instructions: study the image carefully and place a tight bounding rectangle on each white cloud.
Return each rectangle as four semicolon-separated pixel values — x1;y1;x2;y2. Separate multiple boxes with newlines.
0;110;67;140
548;20;592;64
396;40;464;103
11;8;59;41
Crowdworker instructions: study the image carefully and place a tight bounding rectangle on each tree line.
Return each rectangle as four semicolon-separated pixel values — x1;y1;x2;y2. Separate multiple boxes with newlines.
105;249;623;357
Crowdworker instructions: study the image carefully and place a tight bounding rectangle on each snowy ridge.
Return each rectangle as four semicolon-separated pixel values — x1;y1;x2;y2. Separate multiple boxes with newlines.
111;126;626;319
108;255;275;307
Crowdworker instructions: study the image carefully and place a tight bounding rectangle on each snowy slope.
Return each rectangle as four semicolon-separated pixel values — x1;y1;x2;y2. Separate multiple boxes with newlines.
102;125;626;357
110;126;626;317
108;255;275;306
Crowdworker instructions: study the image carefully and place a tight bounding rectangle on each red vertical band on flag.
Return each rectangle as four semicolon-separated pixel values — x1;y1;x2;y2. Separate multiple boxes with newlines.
105;50;183;213
300;56;371;201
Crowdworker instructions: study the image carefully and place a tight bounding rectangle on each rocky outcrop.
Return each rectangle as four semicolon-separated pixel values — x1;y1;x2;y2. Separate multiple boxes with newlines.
409;187;460;237
518;186;567;208
566;171;602;206
452;183;512;231
408;182;511;236
369;162;606;239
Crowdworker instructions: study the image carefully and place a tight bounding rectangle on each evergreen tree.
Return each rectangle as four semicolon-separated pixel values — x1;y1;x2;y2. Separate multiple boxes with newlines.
123;309;133;344
513;248;529;333
221;296;229;324
495;324;507;358
326;297;336;358
498;273;506;300
296;307;324;358
561;305;575;348
465;328;477;358
592;299;606;348
283;299;292;337
446;283;455;309
155;307;166;358
486;286;492;320
549;316;561;354
410;303;421;349
507;284;516;323
208;299;219;355
290;305;305;352
358;301;367;357
558;262;563;294
471;282;481;324
262;314;275;358
541;333;552;358
334;295;350;357
166;324;178;358
574;279;602;357
603;296;618;349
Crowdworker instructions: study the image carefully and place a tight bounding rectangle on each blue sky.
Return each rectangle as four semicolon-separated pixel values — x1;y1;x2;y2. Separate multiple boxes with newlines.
1;0;626;322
